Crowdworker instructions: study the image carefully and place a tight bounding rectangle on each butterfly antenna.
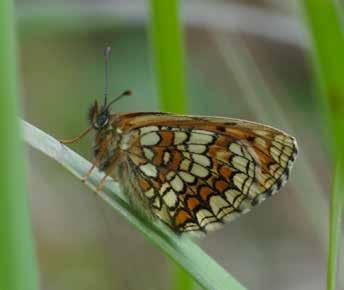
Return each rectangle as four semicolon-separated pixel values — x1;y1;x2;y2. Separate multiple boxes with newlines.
103;46;111;106
105;90;132;110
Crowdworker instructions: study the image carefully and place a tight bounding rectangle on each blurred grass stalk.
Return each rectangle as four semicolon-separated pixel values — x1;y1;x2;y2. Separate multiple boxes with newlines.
149;1;191;289
0;1;39;290
302;1;344;290
149;0;186;113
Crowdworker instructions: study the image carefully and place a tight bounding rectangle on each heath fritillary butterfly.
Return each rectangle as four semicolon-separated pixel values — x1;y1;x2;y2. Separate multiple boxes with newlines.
60;48;298;234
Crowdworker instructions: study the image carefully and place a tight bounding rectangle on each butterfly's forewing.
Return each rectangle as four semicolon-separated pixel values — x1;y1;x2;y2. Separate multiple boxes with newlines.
115;113;298;234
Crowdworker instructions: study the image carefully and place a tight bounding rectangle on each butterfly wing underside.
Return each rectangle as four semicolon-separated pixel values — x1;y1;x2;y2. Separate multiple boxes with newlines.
115;113;298;234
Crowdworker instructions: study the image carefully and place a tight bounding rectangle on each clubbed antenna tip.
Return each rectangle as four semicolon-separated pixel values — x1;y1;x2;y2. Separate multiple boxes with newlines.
105;89;132;110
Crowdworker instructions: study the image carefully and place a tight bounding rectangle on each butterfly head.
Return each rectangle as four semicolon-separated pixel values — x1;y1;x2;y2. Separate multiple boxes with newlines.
88;90;132;130
88;101;110;130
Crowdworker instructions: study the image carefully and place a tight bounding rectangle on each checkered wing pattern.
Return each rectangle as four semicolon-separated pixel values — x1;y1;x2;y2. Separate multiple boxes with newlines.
116;113;298;234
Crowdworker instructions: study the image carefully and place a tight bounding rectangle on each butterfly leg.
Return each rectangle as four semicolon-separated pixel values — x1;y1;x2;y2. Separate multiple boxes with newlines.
59;126;92;144
82;139;109;183
95;152;120;193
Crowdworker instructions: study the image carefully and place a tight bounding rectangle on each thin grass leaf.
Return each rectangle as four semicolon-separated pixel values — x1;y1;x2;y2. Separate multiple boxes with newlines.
149;0;186;113
301;1;344;289
149;1;191;288
0;1;39;289
23;120;246;290
328;164;344;290
173;266;195;290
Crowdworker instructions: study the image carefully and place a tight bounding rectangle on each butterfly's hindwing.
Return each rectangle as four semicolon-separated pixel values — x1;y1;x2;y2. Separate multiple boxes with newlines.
113;114;297;234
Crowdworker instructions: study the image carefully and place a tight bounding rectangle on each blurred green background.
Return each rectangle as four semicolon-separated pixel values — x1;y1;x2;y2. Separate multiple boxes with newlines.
19;1;336;289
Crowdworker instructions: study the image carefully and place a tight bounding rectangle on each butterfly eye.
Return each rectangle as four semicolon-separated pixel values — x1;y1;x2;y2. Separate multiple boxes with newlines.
95;113;109;128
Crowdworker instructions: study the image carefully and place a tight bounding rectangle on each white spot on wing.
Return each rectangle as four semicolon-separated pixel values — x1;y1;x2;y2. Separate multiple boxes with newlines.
182;151;191;159
271;141;283;150
209;195;230;216
253;130;269;137
224;189;241;204
179;171;195;183
192;154;211;167
188;132;214;145
120;133;132;150
140;126;159;135
233;173;248;191
160;183;170;195
229;143;243;156
231;156;248;173
188;144;207;154
140;132;160;146
152;196;161;208
216;206;235;220
177;145;186;151
180;159;191;171
166;171;176;181
163;151;171;164
145;188;155;198
254;137;266;147
170;175;184;192
190;163;209;177
275;134;295;146
174;132;188;145
139;163;157;177
129;153;145;166
163;189;178;208
270;146;281;163
196;209;217;227
284;146;293;156
183;223;200;231
143;148;154;160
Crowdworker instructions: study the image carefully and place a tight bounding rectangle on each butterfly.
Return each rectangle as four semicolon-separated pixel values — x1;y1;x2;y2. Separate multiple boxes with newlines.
60;48;298;234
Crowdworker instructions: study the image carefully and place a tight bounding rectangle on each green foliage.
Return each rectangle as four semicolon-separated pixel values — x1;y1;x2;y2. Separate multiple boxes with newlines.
301;1;344;289
0;1;39;290
149;0;187;113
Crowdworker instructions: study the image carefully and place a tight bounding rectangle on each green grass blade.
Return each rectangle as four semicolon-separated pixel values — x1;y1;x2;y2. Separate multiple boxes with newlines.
149;1;189;288
328;164;343;290
149;0;186;113
301;0;344;150
23;120;246;290
301;1;344;289
0;1;39;290
173;266;195;290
